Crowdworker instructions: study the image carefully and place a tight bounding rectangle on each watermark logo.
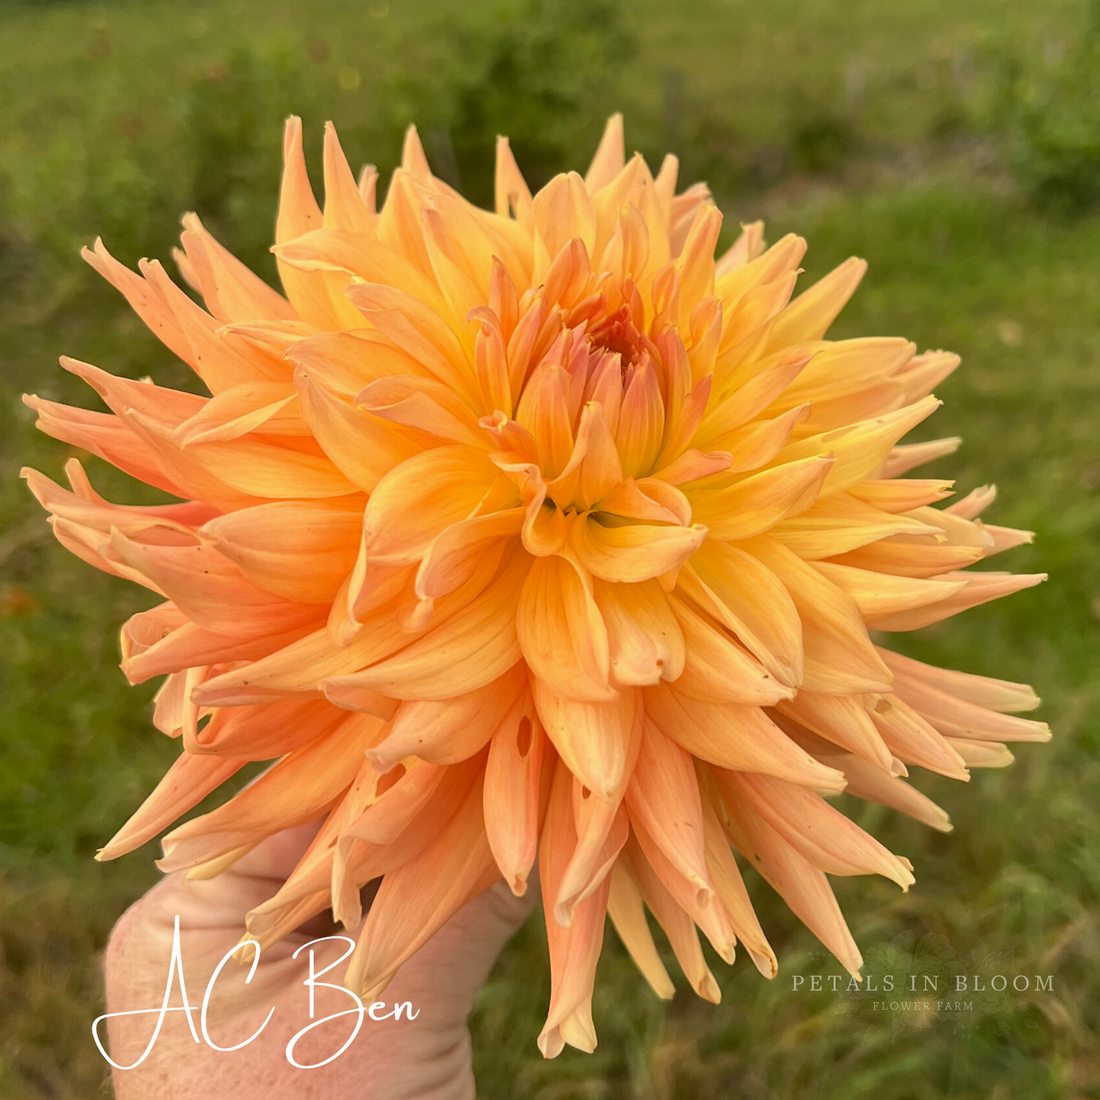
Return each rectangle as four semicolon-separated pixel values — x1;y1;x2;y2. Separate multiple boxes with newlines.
789;931;1053;1039
92;915;419;1071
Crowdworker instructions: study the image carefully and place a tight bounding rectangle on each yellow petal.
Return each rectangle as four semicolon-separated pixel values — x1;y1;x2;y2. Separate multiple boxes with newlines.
329;549;528;701
868;570;1046;631
584;113;626;192
593;577;685;687
533;681;639;800
322;121;374;234
763;256;867;351
570;513;707;584
747;536;892;694
495;135;534;222
517;552;614;701
668;593;793;705
202;500;362;603
682;540;803;686
532;171;597;259
357;374;485;446
178;212;296;324
777;396;942;495
360;445;501;565
484;707;546;895
606;860;676;998
687;455;832;540
810;561;967;624
645;682;846;790
538;760;609;1058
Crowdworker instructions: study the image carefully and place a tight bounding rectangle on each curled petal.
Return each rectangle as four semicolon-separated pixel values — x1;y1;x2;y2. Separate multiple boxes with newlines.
646;682;846;790
202;500;363;603
484;707;547;896
367;665;528;770
538;760;610;1058
570;514;707;584
682;540;803;687
625;721;716;911
606;861;676;998
668;593;792;706
518;552;614;702
747;536;892;694
344;773;500;1001
329;549;528;702
533;681;639;801
713;771;863;977
95;751;247;862
361;445;502;565
687;455;832;540
593;577;685;687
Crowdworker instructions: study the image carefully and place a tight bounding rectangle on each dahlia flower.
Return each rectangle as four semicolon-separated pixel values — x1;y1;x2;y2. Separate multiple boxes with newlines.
23;114;1048;1056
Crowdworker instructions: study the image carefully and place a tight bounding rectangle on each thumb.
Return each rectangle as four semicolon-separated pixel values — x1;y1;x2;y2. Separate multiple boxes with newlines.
378;874;541;1024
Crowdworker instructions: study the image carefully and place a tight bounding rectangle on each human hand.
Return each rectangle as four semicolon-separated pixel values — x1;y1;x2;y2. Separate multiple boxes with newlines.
102;822;537;1099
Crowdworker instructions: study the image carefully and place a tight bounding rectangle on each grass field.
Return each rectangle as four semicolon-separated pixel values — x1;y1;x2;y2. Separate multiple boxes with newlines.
1;0;1099;1097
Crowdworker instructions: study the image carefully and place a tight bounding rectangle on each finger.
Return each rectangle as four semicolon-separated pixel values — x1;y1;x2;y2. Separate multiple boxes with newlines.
313;877;540;1100
387;876;541;1015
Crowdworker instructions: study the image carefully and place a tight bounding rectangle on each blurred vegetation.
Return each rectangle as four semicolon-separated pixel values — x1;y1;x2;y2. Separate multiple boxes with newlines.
1;0;1099;1097
987;25;1100;213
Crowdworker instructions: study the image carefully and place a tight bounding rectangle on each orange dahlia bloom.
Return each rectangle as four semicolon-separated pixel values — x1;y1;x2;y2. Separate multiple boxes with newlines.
23;115;1048;1056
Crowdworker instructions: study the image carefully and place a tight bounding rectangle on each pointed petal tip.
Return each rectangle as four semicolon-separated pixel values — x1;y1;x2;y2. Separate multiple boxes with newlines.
231;936;261;966
537;1031;565;1060
751;949;779;979
696;971;722;1003
552;901;576;929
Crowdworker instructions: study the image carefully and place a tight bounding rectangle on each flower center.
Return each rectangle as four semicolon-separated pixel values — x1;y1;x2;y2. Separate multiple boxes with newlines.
588;306;647;376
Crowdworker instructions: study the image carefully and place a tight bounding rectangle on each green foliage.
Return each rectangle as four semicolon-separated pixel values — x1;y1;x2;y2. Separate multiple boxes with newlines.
184;41;310;270
990;31;1100;212
381;0;635;205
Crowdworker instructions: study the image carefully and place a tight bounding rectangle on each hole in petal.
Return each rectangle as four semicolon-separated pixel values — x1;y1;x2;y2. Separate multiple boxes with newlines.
516;715;532;757
375;763;406;797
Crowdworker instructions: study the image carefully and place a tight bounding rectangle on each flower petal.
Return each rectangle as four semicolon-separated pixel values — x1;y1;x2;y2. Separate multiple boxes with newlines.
518;552;614;702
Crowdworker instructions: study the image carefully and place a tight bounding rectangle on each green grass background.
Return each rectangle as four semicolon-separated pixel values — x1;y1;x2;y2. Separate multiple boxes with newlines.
1;0;1098;1096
